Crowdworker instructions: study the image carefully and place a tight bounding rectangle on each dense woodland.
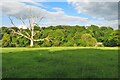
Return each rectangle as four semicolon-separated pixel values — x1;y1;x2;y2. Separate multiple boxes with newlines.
0;25;120;47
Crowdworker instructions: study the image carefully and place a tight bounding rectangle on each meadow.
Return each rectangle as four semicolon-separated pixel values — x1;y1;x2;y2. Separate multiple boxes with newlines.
2;47;118;78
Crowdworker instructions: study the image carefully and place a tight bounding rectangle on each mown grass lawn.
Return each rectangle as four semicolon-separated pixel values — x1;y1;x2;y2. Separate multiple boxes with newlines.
2;47;118;78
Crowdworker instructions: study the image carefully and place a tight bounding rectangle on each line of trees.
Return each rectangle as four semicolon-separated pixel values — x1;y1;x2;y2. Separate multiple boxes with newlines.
1;25;120;47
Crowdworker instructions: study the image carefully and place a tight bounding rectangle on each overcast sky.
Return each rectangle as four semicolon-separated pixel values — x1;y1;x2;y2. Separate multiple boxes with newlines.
0;0;119;29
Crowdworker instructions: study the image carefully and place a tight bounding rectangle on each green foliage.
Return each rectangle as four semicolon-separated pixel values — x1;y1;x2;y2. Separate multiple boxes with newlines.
1;25;119;47
2;33;10;47
103;30;120;47
18;37;29;47
0;40;2;47
11;36;18;47
80;34;97;47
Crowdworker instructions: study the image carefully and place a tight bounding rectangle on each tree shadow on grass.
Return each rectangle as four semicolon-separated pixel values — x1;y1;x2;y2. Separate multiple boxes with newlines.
2;48;118;78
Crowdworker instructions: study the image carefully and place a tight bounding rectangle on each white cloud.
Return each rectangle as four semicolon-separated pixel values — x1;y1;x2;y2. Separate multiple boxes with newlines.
52;7;63;11
1;0;119;29
2;0;44;5
1;0;45;17
1;0;87;27
67;0;119;29
45;10;87;25
67;0;119;2
68;1;118;20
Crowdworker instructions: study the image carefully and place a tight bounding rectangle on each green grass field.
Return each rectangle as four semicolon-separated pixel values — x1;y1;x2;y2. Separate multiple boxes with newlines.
2;47;118;78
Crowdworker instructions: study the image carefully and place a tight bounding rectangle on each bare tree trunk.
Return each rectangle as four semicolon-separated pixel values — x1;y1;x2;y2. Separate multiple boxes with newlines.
30;39;34;47
30;25;34;47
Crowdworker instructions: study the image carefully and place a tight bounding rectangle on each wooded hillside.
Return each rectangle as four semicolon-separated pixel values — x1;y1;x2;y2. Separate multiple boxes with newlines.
1;25;120;47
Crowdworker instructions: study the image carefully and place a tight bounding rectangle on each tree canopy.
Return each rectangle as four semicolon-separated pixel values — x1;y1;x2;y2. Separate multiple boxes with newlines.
1;25;119;47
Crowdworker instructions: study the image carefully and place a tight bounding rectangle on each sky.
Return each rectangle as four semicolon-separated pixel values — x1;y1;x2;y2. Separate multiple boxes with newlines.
0;0;119;29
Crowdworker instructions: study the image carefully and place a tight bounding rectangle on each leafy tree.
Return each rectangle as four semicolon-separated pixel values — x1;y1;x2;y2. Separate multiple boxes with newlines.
103;30;120;47
80;34;97;47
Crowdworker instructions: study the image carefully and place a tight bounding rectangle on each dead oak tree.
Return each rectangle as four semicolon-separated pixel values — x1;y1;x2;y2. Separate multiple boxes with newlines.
9;8;49;47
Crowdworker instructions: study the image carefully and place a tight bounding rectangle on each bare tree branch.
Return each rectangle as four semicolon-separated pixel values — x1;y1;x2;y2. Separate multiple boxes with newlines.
33;37;49;42
33;32;36;36
18;17;26;26
28;17;32;30
33;39;44;42
10;29;31;40
37;17;45;24
17;35;23;39
8;7;47;47
19;17;31;30
24;31;30;37
33;15;46;27
9;16;17;27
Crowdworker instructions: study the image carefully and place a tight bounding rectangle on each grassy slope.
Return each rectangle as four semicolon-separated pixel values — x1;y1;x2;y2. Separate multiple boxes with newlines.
2;47;118;78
